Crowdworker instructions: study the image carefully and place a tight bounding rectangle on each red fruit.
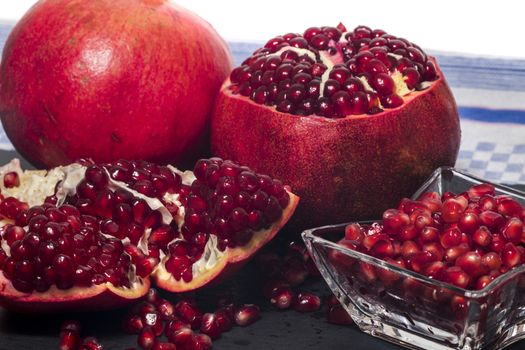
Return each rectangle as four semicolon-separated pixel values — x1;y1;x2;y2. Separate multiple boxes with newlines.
440;227;462;249
443;266;470;289
80;337;103;350
497;198;523;218
200;313;222;339
501;243;523;268
481;252;502;271
455;251;486;278
382;209;410;235
328;240;357;269
3;172;20;188
472;226;492;247
458;212;480;234
0;0;233;168
59;321;81;350
441;198;465;223
211;24;459;230
138;327;156;350
189;334;213;350
270;286;295;310
344;223;364;242
294;292;322;313
327;304;353;325
152;343;176;350
479;211;505;230
502;218;523;244
234;304;261;326
468;183;495;198
0;158;298;312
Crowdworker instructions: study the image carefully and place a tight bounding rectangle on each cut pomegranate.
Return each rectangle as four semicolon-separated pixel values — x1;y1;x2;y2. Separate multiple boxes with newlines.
212;23;460;230
335;182;525;291
0;158;298;311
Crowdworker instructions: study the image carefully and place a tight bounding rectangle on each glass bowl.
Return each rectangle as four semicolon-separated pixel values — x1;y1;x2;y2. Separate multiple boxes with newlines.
302;167;525;350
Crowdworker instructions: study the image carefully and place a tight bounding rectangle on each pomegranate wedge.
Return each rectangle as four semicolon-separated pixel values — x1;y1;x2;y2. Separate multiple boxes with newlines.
0;158;298;311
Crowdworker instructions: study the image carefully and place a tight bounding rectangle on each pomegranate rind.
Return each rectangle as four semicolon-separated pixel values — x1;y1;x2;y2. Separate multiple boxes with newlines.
211;57;460;230
0;0;233;168
0;272;150;313
153;191;299;292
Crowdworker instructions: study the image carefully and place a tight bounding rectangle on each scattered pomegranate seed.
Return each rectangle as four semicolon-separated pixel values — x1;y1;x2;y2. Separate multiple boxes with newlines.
294;293;321;312
270;286;295;310
3;172;20;188
234;304;261;326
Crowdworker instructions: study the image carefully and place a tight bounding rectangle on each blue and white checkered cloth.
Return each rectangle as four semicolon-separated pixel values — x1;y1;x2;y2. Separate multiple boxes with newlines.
1;25;524;183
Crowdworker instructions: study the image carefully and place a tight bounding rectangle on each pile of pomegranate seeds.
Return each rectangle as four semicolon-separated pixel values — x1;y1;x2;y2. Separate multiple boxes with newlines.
120;289;260;350
335;183;525;290
229;24;438;118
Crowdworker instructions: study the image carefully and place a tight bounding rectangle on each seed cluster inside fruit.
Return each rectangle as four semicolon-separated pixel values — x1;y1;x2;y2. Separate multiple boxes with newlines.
228;24;438;118
333;183;525;291
0;157;291;293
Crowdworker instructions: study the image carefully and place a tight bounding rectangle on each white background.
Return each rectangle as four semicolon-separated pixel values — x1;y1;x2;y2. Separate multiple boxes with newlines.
1;0;524;59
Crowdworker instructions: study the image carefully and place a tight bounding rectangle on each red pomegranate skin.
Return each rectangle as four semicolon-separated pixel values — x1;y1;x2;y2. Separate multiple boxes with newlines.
211;58;460;230
0;0;233;169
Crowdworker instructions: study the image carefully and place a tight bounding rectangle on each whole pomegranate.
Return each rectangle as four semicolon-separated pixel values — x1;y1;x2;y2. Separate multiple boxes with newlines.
0;0;232;169
211;24;460;230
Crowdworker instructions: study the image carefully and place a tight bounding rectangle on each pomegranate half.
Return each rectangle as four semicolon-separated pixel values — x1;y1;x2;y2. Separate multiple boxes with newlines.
0;0;233;169
211;24;460;230
0;158;298;312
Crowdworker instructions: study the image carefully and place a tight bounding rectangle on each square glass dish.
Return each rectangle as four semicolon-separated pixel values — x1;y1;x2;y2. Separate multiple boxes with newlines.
302;167;525;350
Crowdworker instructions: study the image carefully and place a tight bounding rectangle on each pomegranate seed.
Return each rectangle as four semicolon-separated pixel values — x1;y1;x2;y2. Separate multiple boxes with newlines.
441;198;465;223
123;314;144;334
455;251;485;278
200;313;222;339
270;286;295;310
468;183;495;198
502;217;523;244
80;337;103;350
458;212;480;234
327;304;353;325
138;327;156;350
472;226;492;247
175;300;203;329
234;304;260;326
440;227;462;249
167;327;193;347
502;242;522;267
294;293;321;312
382;209;410;235
479;211;505;230
189;334;212;350
444;243;470;264
475;275;494;290
498;198;523;217
59;321;81;350
152;342;176;350
443;266;470;289
3;172;20;188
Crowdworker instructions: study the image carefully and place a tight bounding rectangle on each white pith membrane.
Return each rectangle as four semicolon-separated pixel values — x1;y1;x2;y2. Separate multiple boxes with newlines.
228;25;438;117
0;158;297;296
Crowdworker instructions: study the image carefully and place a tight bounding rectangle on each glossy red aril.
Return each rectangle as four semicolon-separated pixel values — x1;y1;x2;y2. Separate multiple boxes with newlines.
212;24;460;230
0;158;298;311
335;183;525;291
